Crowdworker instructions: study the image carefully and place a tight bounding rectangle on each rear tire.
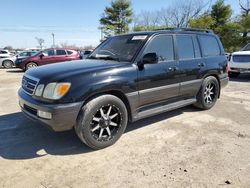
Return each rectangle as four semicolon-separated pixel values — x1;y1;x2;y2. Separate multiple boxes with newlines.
75;95;128;150
229;72;240;78
3;60;14;68
194;76;219;110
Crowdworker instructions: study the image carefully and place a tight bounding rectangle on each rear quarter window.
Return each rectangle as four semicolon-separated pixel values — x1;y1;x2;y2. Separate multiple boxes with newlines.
198;35;221;57
67;50;74;55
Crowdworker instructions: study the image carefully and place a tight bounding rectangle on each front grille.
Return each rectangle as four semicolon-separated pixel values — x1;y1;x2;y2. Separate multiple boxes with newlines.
22;75;39;95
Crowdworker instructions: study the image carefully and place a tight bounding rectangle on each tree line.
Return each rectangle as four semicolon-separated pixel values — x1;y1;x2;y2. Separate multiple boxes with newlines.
100;0;250;52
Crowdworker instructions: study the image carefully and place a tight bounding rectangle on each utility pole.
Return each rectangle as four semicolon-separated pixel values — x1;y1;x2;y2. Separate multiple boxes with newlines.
51;33;55;48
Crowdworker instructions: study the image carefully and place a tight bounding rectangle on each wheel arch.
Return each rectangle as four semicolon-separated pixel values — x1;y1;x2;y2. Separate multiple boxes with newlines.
2;59;14;66
202;73;221;98
81;90;133;122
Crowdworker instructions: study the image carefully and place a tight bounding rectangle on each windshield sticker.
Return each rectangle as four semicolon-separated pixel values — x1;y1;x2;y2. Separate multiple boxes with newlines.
132;35;147;40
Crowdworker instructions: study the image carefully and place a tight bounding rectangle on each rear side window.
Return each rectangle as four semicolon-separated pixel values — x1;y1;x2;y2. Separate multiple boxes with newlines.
144;35;174;62
198;35;221;57
176;35;195;60
56;50;66;55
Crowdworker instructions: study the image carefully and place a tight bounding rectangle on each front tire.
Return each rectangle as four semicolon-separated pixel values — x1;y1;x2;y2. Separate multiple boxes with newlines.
194;76;219;110
3;60;14;68
75;95;128;150
25;62;37;70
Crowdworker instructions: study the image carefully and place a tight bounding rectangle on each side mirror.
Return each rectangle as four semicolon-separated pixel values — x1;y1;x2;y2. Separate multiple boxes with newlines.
40;53;44;59
142;53;158;65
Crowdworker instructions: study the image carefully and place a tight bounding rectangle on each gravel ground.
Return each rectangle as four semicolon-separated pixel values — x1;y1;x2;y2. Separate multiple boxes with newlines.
0;68;250;188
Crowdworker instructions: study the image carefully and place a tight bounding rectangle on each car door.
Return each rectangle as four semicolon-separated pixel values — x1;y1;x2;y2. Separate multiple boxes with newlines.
138;34;180;107
39;49;56;65
176;34;203;98
54;49;68;63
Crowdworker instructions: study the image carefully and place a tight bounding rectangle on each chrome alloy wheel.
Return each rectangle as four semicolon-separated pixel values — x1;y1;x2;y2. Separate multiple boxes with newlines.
204;82;215;104
90;105;122;142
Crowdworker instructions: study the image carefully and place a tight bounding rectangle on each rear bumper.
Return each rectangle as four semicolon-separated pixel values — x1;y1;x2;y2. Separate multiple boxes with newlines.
18;89;83;132
229;67;250;73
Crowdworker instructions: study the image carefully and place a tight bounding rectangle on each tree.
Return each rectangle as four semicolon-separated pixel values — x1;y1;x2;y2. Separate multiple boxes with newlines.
35;37;45;49
3;46;13;51
132;0;209;31
189;13;215;28
239;0;250;43
211;0;232;27
100;0;133;37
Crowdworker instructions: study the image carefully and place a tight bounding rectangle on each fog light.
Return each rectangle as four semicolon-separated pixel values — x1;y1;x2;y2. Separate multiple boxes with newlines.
37;110;52;119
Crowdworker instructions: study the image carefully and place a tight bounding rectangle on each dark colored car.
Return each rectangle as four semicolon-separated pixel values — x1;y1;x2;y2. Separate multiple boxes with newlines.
16;48;80;70
18;28;229;149
79;50;92;59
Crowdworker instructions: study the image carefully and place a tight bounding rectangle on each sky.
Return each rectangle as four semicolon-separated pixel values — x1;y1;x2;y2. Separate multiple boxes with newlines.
0;0;241;49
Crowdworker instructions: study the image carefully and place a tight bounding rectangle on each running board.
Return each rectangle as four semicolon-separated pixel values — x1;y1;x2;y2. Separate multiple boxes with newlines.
133;98;197;121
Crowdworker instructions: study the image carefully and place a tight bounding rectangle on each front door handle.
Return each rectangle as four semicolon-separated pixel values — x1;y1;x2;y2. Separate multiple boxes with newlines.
198;62;205;68
168;66;178;72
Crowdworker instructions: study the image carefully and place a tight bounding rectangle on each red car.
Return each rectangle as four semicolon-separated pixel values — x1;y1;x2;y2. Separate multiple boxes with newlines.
17;48;80;70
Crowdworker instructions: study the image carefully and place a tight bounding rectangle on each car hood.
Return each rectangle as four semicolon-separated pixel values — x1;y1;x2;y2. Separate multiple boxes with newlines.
26;59;127;81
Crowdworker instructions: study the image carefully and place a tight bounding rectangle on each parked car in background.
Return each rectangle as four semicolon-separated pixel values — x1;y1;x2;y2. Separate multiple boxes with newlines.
241;43;250;51
18;28;228;149
0;50;12;58
0;51;38;68
16;48;80;70
79;50;92;59
229;51;250;77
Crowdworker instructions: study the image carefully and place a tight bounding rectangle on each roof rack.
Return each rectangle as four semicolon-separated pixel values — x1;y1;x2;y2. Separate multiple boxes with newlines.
155;27;213;33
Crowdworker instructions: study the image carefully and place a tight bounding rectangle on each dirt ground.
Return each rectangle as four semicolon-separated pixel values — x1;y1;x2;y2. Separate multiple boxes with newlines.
0;68;250;188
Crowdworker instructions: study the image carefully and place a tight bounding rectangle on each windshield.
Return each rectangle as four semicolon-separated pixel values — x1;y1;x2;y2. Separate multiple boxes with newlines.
88;34;148;62
242;44;250;51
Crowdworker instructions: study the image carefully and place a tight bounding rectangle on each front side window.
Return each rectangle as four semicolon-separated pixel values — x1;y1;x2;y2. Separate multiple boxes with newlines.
88;34;148;62
19;52;28;56
56;50;66;55
43;50;55;56
198;35;221;57
144;35;174;62
176;35;195;60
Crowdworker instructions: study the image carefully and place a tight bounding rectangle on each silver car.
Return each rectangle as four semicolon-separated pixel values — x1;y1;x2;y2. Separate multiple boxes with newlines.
0;51;37;68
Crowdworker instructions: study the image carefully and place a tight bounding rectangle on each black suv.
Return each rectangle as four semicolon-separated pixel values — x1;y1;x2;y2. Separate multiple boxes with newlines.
18;28;229;149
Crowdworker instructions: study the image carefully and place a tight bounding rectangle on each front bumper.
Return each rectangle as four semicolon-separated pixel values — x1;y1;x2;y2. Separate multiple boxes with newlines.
229;67;250;73
18;89;83;132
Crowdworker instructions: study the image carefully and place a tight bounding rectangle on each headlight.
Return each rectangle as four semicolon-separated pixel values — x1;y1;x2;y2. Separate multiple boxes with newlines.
35;82;71;100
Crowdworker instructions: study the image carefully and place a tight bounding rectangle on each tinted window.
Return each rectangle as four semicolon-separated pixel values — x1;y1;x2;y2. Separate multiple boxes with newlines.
67;50;73;55
233;55;250;62
43;50;55;56
176;35;195;60
144;35;174;62
56;50;66;55
84;51;91;55
199;35;220;57
0;51;7;54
